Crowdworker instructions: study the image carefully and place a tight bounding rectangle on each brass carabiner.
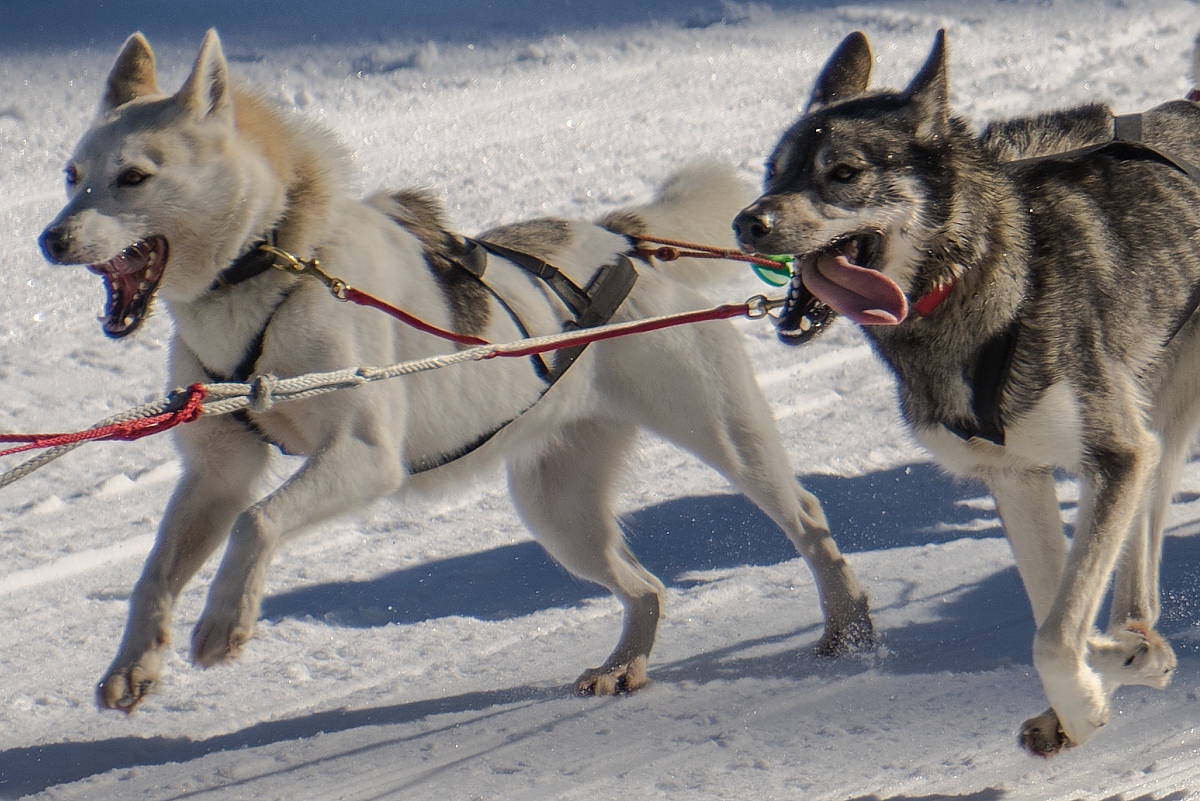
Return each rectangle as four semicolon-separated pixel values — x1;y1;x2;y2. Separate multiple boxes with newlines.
261;245;349;301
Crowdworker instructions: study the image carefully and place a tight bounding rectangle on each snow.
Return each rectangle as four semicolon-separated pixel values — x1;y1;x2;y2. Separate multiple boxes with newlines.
3;1;1200;799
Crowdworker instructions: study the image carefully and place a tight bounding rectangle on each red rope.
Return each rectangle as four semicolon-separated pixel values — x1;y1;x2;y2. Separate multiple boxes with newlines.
482;302;750;360
633;235;784;269
0;300;754;459
340;236;772;346
1;235;768;461
342;287;490;346
0;384;207;459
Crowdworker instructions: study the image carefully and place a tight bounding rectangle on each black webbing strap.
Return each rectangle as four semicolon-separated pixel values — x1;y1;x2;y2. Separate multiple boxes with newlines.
1011;113;1200;183
210;236;279;291
473;239;591;316
548;255;639;379
404;241;639;474
202;234;639;474
947;320;1019;447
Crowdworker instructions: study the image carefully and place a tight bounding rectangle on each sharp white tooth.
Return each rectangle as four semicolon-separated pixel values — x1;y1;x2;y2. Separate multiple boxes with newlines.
799;317;812;332
146;251;156;266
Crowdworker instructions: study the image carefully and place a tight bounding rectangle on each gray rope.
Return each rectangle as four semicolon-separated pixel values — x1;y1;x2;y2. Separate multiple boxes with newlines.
0;302;762;490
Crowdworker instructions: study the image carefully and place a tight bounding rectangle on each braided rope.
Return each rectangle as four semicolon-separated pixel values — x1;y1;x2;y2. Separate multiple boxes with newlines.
1;297;775;489
0;392;199;490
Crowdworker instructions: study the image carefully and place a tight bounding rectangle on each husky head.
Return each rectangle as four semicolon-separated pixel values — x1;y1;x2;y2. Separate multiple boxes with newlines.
735;30;965;344
39;30;289;338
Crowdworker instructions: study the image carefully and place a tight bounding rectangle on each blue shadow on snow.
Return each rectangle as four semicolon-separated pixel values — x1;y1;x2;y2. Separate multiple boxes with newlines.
260;463;995;627
6;463;1200;799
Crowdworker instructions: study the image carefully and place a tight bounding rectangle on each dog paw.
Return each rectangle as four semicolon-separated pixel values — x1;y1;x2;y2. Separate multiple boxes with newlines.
573;656;649;696
1092;623;1176;689
97;660;159;713
815;610;876;657
190;615;252;667
1033;636;1110;747
1019;708;1073;758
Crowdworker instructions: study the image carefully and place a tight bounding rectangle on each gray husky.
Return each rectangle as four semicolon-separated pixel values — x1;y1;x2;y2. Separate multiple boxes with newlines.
735;30;1200;754
38;30;873;712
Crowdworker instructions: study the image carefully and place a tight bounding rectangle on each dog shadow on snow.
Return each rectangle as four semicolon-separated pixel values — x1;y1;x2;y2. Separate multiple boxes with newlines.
254;461;1200;679
6;463;1200;798
257;462;1001;626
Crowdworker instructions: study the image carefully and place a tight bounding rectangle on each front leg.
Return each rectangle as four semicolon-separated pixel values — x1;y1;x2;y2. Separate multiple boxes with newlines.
190;418;404;667
986;469;1068;627
99;419;270;712
1028;436;1158;752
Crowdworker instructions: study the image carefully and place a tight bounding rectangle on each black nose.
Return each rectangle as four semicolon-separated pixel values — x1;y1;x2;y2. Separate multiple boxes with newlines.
39;225;71;263
733;208;773;249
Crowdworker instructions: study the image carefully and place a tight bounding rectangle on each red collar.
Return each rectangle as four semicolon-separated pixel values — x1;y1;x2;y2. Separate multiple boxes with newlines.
913;276;958;317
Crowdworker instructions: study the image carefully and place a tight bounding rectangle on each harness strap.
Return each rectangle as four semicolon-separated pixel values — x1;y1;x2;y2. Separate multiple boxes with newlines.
198;285;298;452
405;403;537;474
455;239;553;381
473;239;591;316
549;255;639;379
210;236;279;290
405;244;639;473
1010;113;1200;183
947;320;1019;446
206;235;639;474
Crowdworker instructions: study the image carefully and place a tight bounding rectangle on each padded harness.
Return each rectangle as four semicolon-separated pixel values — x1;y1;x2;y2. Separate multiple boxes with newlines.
200;237;637;473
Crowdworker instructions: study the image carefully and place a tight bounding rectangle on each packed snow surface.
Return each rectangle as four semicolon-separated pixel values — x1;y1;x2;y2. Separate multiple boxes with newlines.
3;1;1200;799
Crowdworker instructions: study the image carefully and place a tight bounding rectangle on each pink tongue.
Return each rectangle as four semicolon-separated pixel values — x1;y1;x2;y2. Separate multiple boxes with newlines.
801;252;908;325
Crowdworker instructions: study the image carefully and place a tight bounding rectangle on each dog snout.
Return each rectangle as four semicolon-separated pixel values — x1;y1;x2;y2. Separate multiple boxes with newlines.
39;224;74;264
733;206;774;251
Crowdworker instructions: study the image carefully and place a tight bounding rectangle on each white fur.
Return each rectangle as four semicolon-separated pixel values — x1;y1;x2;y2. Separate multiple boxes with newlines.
42;31;872;711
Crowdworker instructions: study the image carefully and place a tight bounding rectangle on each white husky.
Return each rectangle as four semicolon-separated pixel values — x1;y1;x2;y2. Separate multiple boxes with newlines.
39;30;872;712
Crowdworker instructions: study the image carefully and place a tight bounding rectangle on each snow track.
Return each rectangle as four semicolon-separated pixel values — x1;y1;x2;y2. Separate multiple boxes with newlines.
3;2;1200;799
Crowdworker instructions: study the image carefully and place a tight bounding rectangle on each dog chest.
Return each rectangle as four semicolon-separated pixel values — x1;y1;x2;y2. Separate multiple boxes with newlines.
915;381;1084;475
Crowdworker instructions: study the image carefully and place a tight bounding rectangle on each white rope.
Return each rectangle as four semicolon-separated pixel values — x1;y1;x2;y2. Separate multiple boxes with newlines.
0;301;764;490
0;394;191;490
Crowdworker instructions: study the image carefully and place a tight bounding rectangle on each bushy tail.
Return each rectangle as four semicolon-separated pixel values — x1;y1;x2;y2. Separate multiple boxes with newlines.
600;161;757;284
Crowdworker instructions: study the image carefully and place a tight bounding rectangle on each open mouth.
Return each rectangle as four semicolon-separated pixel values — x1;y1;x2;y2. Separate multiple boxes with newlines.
776;263;838;346
86;237;168;338
776;231;907;345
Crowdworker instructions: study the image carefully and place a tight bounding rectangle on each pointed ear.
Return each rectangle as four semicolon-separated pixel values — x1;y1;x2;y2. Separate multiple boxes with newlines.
175;29;232;122
806;32;872;112
103;32;159;111
904;29;950;145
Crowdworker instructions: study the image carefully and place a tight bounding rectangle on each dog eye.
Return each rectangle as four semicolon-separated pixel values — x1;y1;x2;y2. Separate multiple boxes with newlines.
64;165;79;186
118;168;149;187
829;164;859;183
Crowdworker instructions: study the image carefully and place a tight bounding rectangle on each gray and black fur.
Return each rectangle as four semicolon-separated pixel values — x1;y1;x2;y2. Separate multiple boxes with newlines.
736;30;1200;756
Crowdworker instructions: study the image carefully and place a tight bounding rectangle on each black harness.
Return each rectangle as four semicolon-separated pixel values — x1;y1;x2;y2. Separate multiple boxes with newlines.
952;111;1200;447
201;237;637;473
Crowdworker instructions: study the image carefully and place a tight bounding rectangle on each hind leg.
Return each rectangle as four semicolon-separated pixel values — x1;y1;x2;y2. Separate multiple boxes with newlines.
1099;369;1196;695
1100;321;1200;695
1099;452;1179;691
508;419;665;695
603;323;872;654
650;408;871;654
